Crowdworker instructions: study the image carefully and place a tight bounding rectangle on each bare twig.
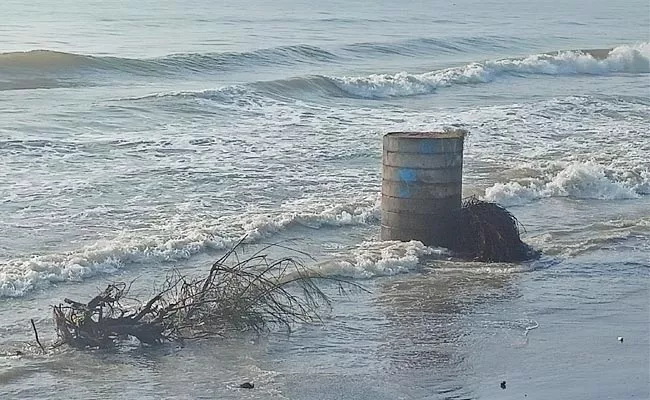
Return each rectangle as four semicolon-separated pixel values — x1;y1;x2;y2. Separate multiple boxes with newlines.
49;241;361;349
30;319;46;354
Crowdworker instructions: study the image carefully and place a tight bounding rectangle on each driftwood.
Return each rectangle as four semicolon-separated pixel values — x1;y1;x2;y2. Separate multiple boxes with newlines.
449;196;540;262
51;240;354;349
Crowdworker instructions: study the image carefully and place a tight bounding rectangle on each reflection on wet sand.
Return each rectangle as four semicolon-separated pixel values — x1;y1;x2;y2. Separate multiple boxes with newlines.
375;262;520;395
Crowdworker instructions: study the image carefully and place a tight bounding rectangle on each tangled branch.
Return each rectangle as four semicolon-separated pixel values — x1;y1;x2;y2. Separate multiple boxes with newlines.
52;240;357;349
448;196;540;262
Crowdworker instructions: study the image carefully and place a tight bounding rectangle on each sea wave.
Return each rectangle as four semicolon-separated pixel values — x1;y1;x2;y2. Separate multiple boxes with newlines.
0;45;341;91
332;43;650;98
314;240;447;279
4;42;648;95
0;200;379;298
0;35;516;77
125;75;346;104
483;162;649;206
312;238;538;279
0;45;338;73
121;43;650;103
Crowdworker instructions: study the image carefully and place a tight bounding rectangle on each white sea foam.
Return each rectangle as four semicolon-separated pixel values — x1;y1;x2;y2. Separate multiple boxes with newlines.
0;232;233;298
332;43;650;98
315;240;447;279
484;162;645;206
0;200;379;298
118;44;650;102
242;201;379;241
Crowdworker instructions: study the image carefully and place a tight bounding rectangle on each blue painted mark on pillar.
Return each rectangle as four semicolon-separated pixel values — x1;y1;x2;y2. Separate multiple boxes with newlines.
397;168;415;198
398;168;417;183
419;140;436;154
398;183;411;198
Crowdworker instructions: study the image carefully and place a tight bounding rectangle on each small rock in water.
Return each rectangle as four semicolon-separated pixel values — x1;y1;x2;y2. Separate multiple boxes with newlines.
500;381;507;390
240;382;254;389
618;337;624;343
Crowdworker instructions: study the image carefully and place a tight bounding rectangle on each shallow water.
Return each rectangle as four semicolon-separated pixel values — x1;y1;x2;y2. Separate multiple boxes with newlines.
1;0;649;398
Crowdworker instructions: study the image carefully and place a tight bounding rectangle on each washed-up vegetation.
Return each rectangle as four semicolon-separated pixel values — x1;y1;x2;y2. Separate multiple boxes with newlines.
45;240;355;349
449;196;540;262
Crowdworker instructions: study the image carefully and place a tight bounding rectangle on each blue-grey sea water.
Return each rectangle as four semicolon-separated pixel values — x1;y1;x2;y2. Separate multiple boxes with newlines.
1;0;649;399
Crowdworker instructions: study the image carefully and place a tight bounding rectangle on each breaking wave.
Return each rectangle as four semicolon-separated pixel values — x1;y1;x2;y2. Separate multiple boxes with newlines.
483;162;649;206
120;43;650;104
3;43;648;95
0;200;379;298
0;35;519;78
332;43;650;98
314;240;447;279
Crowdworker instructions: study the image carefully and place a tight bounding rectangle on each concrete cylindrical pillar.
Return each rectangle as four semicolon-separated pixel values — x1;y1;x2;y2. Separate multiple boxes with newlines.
380;130;465;247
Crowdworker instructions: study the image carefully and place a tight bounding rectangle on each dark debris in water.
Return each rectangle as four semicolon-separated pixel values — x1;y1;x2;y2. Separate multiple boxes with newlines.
448;196;540;263
45;239;362;350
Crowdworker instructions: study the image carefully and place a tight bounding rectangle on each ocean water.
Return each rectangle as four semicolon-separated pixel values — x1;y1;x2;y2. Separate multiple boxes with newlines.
1;0;649;398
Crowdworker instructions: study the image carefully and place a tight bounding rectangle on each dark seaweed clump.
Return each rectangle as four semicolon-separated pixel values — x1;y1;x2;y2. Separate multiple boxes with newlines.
448;196;540;262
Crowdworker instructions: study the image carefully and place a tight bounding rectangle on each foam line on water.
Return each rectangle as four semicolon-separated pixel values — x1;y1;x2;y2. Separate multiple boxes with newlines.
331;43;649;98
313;240;448;279
20;43;648;97
0;199;379;298
483;162;648;206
